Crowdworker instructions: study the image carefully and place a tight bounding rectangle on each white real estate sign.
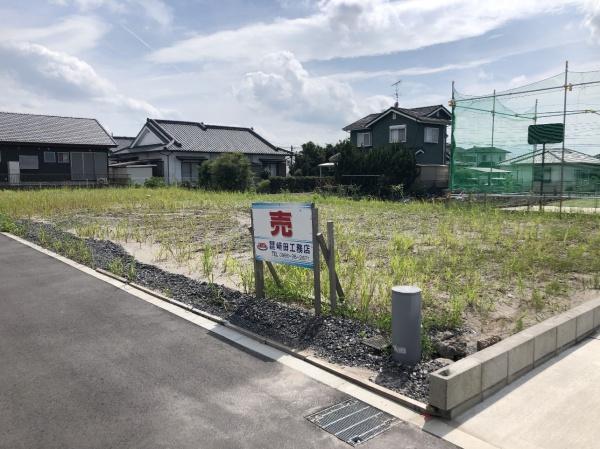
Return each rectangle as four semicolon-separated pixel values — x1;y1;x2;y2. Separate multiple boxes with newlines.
251;202;314;269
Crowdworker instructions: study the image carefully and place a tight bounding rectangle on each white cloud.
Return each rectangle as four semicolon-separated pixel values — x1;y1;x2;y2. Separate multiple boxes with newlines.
0;15;108;54
583;0;600;42
235;51;391;124
54;0;173;27
151;0;584;64
326;59;493;82
0;42;161;116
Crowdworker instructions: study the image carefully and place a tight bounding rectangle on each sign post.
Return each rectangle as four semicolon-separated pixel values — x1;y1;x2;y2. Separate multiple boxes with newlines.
251;202;322;314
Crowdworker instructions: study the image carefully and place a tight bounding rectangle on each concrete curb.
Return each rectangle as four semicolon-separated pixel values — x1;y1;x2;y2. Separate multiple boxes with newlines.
429;297;600;418
95;267;429;414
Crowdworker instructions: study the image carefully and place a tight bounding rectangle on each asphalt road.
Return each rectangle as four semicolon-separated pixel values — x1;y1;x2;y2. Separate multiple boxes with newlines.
0;234;454;449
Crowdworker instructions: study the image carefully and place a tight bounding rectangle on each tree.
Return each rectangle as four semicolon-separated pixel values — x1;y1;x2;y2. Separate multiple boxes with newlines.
291;139;351;176
198;153;252;191
290;141;325;176
335;143;417;195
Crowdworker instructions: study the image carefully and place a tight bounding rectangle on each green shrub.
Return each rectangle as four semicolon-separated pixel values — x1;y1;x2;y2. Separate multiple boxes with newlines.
0;213;17;233
144;176;166;188
335;144;417;197
256;179;271;193
198;153;252;191
267;176;334;193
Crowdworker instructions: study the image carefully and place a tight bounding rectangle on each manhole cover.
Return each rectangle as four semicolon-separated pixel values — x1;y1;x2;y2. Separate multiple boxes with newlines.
306;399;396;446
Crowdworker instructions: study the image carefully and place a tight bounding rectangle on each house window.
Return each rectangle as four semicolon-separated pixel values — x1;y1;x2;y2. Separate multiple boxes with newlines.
57;152;70;164
392;112;396;120
389;125;406;144
44;151;56;163
357;132;371;147
19;155;39;170
424;127;439;143
181;161;200;182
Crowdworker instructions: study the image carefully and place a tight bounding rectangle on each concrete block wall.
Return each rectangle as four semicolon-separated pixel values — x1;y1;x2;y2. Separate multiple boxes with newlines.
429;297;600;418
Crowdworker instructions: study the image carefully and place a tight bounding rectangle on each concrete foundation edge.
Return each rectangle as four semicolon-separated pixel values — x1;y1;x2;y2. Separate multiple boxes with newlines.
429;297;600;418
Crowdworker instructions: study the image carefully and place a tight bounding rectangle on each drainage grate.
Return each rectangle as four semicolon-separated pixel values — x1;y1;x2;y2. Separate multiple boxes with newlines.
306;399;396;446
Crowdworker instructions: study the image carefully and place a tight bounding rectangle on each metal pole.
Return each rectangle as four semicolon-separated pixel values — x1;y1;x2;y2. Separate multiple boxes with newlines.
531;99;538;194
540;143;546;211
449;81;456;192
491;89;496;149
312;206;321;315
559;60;569;216
490;89;496;192
326;220;337;312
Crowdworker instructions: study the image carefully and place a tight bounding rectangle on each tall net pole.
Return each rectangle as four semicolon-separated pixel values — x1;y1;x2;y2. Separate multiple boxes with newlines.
531;99;538;194
559;60;569;216
450;81;456;192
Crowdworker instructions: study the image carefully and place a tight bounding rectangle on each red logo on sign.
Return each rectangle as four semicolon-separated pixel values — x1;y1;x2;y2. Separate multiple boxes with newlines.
257;242;268;251
269;211;293;237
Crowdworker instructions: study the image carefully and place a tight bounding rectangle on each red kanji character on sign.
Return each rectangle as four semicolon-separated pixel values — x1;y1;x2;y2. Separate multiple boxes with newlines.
269;211;293;237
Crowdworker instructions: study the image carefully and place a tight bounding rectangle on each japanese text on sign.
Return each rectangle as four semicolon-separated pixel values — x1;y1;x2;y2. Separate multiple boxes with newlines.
251;202;314;269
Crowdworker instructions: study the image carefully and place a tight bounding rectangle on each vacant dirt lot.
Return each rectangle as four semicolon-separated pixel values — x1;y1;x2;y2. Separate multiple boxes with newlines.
1;187;599;354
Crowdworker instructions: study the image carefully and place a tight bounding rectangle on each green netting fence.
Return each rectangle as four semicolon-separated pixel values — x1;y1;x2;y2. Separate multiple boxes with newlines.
450;64;600;199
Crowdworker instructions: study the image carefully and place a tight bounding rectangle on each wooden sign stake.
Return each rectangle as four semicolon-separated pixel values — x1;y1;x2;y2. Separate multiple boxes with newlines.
312;207;321;315
316;233;344;300
248;224;264;299
326;220;337;312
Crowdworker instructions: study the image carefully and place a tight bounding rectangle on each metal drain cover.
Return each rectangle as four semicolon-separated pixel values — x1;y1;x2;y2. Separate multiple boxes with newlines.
306;399;396;446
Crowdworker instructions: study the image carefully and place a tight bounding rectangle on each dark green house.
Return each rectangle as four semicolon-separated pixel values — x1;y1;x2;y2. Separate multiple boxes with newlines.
342;104;451;165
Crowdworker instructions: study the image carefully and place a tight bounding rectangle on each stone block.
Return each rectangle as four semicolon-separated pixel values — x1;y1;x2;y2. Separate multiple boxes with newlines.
531;322;557;366
576;309;594;341
507;333;534;382
471;342;509;392
429;358;481;411
550;313;577;350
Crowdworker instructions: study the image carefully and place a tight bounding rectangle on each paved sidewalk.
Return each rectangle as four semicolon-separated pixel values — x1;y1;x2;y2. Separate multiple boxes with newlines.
0;234;454;449
444;333;600;449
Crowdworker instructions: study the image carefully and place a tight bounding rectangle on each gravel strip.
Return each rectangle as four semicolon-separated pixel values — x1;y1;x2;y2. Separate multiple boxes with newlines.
15;220;455;403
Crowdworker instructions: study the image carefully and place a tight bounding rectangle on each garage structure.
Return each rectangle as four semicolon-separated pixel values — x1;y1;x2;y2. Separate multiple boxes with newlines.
0;112;116;185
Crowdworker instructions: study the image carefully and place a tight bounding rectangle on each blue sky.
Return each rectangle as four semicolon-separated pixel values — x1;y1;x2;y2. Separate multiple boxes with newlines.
0;0;599;148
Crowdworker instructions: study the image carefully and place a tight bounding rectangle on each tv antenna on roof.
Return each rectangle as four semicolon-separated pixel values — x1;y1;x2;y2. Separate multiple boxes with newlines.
391;79;402;107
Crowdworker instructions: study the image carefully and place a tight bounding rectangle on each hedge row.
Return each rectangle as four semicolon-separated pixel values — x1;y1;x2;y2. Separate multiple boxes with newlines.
257;176;334;193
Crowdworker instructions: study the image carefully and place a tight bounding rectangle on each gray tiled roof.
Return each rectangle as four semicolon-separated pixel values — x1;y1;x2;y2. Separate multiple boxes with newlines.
342;113;381;132
0;111;116;146
408;105;445;117
464;146;511;154
343;105;449;131
112;136;135;152
501;148;600;165
153;120;287;156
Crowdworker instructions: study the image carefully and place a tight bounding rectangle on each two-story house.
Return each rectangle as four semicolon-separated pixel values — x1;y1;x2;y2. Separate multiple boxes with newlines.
342;104;451;165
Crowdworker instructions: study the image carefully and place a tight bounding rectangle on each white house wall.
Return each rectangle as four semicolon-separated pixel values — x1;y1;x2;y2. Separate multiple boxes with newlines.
133;126;163;147
125;150;286;184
